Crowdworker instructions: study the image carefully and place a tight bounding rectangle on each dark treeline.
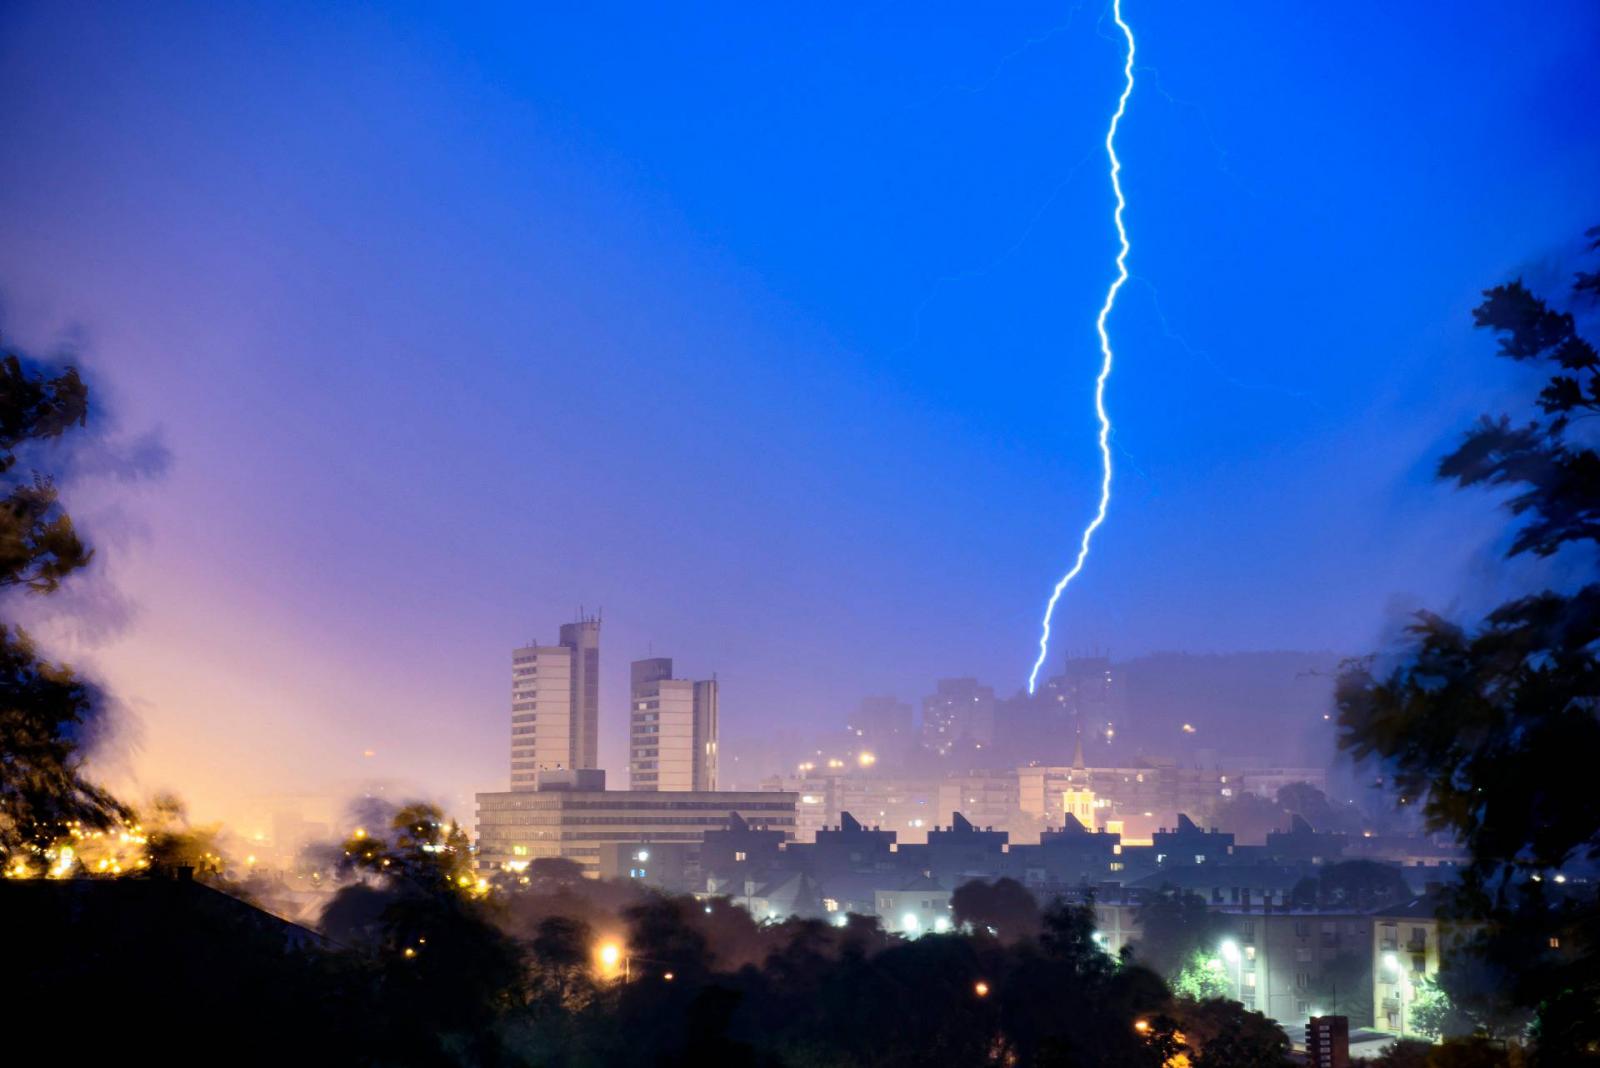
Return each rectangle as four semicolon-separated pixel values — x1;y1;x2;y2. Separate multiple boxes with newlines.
11;798;1296;1067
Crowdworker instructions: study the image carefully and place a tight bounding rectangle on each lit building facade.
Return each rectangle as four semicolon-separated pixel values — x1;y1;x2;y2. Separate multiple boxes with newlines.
1215;909;1376;1029
476;774;795;875
629;657;718;791
509;615;600;786
1370;894;1477;1037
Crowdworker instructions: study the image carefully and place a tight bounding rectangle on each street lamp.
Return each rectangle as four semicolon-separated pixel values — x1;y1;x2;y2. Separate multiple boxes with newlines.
1382;953;1411;1037
596;941;624;981
1220;938;1242;1002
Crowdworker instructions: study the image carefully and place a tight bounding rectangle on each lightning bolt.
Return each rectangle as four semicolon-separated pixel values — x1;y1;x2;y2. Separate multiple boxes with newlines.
1028;0;1135;694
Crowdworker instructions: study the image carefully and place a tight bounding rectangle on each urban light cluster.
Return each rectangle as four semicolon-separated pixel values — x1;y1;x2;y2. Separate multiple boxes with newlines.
4;821;152;880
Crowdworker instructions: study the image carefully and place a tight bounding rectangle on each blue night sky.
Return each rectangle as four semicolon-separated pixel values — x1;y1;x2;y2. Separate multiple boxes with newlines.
0;2;1596;823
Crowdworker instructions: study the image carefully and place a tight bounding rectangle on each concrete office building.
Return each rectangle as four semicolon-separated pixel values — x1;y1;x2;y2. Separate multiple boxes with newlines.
629;657;718;792
1216;909;1375;1029
476;770;795;875
509;615;601;786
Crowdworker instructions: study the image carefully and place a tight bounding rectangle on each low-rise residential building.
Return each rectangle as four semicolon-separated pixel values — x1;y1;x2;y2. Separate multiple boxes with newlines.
875;875;953;935
1215;909;1375;1029
476;771;796;875
1371;893;1478;1037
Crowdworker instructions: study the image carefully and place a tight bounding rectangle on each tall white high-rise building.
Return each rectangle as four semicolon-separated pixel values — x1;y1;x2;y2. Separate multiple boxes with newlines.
629;657;717;792
510;614;601;788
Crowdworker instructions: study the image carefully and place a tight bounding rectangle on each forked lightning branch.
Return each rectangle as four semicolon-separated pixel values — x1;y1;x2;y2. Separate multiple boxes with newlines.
1029;0;1136;693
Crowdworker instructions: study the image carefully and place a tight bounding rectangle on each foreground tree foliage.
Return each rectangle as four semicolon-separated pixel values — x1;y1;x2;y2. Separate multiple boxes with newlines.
1132;886;1225;979
1338;227;1600;1064
312;854;1297;1067
0;345;126;868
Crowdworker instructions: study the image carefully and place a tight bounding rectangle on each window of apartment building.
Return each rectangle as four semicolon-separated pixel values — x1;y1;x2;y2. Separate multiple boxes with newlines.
1296;947;1313;962
1296;1000;1311;1017
1244;945;1256;962
1244;972;1257;989
1294;921;1311;938
735;851;747;862
1410;926;1428;946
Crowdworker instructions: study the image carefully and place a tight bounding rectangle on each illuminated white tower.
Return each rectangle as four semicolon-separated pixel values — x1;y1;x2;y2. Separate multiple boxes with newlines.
630;657;717;791
510;613;600;788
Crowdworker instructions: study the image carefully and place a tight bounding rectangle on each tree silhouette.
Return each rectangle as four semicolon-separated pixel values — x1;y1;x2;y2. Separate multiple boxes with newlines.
1338;227;1600;1061
1133;887;1225;978
0;346;124;871
952;876;1042;941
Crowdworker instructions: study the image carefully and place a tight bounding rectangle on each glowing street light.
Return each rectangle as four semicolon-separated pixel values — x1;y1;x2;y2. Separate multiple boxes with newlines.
974;980;990;998
1219;937;1243;1001
857;751;877;768
1382;953;1413;1036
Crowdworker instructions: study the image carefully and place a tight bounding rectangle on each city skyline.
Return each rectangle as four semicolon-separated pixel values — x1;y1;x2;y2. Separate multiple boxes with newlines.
0;1;1595;833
